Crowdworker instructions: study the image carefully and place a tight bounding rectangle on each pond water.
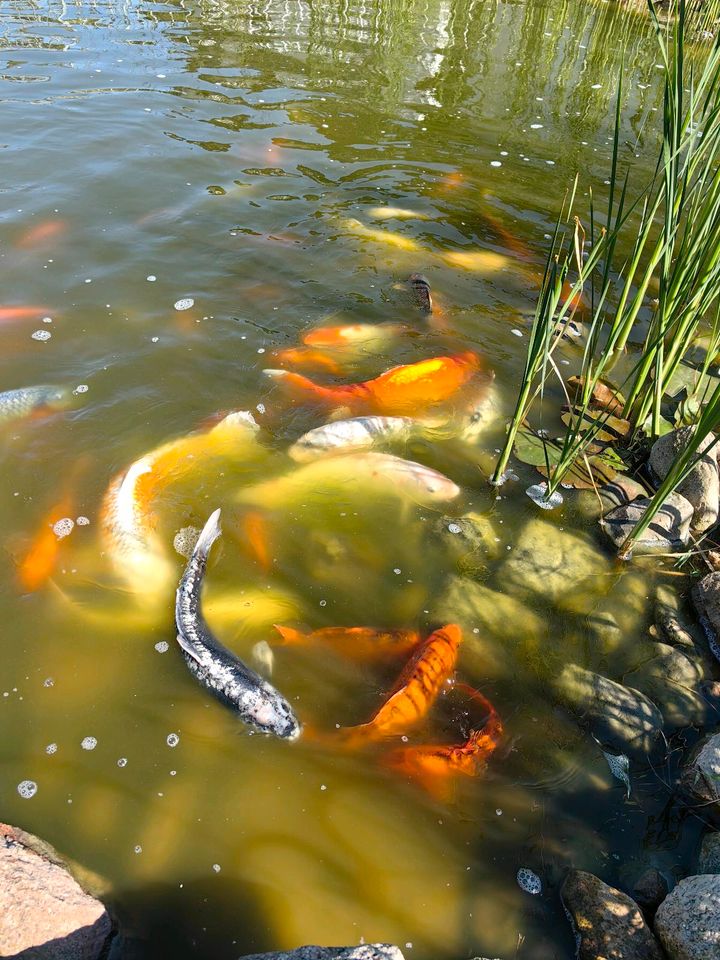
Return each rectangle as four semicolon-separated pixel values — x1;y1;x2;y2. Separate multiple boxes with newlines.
0;1;711;958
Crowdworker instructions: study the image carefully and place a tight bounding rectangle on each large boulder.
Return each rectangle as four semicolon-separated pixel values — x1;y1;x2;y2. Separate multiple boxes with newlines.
624;642;708;727
655;584;708;655
553;665;663;757
560;869;663;959
681;733;720;805
654;874;720;960
0;823;112;959
692;572;720;662
698;833;720;874
240;948;405;960
586;571;655;672
498;518;608;610
649;427;719;533
600;492;693;553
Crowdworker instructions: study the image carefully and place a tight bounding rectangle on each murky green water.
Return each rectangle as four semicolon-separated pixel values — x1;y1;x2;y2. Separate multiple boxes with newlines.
0;2;711;957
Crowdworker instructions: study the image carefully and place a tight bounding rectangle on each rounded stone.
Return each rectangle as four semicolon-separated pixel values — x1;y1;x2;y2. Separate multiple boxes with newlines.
654;874;720;960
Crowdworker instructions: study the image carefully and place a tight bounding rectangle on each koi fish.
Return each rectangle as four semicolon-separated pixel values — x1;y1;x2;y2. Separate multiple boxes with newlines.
302;322;408;348
0;385;70;424
236;452;459;509
385;683;502;799
0;305;51;323
442;249;511;273
341;218;423;253
408;274;432;314
368;207;431;221
273;625;421;662
264;351;481;416
17;494;74;592
342;624;462;741
288;416;417;462
176;509;300;739
271;346;345;375
18;219;66;248
100;410;263;597
241;510;272;573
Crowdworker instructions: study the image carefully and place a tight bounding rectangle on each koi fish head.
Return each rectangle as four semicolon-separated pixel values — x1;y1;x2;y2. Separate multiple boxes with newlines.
244;680;302;740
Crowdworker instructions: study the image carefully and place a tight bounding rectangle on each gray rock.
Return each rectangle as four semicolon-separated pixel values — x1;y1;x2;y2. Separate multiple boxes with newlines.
553;664;663;757
600;475;651;513
0;823;112;959
681;733;720;805
655;583;707;652
239;947;405;960
655;874;720;960
631;868;668;919
499;518;609;610
698;833;720;874
692;572;720;662
624;642;708;727
649;427;720;532
601;491;693;553
561;869;663;960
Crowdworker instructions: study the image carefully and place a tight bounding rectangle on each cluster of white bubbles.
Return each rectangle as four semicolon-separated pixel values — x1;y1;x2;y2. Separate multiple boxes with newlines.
154;640;170;653
173;526;200;558
525;482;563;511
166;733;180;748
31;330;52;341
516;868;542;895
17;780;38;799
81;736;97;751
45;743;58;755
52;518;74;539
174;298;194;311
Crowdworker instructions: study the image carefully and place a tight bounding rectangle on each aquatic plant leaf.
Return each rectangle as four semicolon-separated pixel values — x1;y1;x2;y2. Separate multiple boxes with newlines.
560;408;631;443
536;447;627;489
664;363;719;400
567;375;625;415
602;749;631;798
512;428;562;467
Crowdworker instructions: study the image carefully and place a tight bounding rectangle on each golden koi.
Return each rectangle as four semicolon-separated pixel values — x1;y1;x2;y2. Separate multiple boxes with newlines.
288;416;417;462
342;218;422;253
442;249;511;273
273;624;421;662
236;452;460;510
368;206;431;221
342;624;462;741
302;322;407;349
264;351;482;416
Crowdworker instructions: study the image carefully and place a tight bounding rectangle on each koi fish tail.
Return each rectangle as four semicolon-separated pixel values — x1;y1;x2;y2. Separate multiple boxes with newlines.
209;410;259;438
242;510;271;572
262;368;351;403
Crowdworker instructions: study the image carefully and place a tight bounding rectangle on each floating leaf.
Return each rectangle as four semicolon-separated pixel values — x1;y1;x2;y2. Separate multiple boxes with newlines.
664;362;719;400
512;427;563;467
561;408;631;443
567;375;626;415
537;446;627;489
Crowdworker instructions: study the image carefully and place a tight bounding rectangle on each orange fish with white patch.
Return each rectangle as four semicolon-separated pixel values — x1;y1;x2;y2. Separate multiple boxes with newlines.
264;352;481;416
342;624;462;741
271;346;345;375
273;624;421;663
385;683;502;799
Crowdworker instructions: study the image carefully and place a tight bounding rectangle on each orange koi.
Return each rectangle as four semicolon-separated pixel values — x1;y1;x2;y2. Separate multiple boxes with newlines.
385;683;502;799
271;346;344;375
302;323;407;348
242;510;272;573
480;208;534;261
438;171;465;191
343;624;462;741
561;280;587;313
17;494;74;592
18;219;66;249
0;305;51;323
273;625;421;662
264;352;481;416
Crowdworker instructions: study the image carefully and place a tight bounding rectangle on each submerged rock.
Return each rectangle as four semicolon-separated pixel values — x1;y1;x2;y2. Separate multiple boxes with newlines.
624;642;708;728
498;518;608;609
631;868;668;919
600;491;693;553
698;833;720;874
654;874;720;960
574;475;648;521
560;869;663;960
681;733;720;805
655;583;707;653
0;822;112;959
692;572;720;662
649;427;719;533
240;948;406;960
586;571;654;672
553;664;663;757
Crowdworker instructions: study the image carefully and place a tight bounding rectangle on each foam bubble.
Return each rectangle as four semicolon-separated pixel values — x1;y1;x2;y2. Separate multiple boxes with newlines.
154;641;170;653
73;385;89;395
166;733;180;748
76;516;90;526
43;677;54;687
212;863;221;873
447;523;462;534
173;526;200;558
117;758;128;767
45;743;58;755
526;483;563;510
174;298;194;311
31;330;52;341
17;780;37;798
81;736;97;750
53;518;74;539
517;868;542;895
